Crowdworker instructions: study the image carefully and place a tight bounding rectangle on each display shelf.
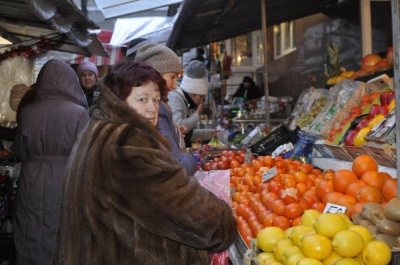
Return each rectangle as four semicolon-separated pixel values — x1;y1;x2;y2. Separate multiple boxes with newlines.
312;157;397;178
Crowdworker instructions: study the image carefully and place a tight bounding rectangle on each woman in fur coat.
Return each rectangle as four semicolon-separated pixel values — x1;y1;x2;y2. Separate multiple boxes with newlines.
54;61;237;265
13;59;90;265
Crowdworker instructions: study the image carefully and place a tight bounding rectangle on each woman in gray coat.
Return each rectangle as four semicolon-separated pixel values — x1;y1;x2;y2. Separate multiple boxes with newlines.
13;59;90;265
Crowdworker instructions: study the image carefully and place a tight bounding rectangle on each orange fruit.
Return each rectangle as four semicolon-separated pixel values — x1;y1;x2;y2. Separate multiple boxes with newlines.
345;179;367;199
360;170;386;190
382;178;397;202
335;194;357;208
316;179;334;201
348;202;366;217
378;172;393;181
323;191;343;204
352;155;378;178
332;170;358;193
357;185;383;203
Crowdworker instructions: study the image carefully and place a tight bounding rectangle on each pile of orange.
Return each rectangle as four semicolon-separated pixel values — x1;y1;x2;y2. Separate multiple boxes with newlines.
229;153;397;247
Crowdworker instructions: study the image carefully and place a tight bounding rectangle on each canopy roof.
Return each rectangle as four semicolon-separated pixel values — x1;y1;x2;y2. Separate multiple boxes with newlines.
167;0;338;52
93;0;182;19
0;0;108;56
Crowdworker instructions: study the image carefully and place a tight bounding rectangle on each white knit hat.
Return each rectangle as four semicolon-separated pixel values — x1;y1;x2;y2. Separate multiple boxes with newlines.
180;60;208;95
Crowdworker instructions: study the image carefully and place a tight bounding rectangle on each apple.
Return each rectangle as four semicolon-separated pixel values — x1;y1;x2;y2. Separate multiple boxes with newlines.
379;104;389;116
380;91;395;105
344;129;359;146
355;117;370;130
368;104;381;119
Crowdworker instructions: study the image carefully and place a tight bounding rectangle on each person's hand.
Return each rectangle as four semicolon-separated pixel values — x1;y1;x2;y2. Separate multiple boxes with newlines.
196;104;204;115
179;125;187;134
211;129;224;136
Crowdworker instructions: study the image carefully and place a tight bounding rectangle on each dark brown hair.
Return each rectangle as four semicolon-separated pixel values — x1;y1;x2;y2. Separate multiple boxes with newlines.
103;61;167;101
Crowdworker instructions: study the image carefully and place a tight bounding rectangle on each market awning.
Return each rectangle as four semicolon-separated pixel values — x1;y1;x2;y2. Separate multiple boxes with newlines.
110;16;176;46
67;29;125;66
93;0;182;19
0;0;108;57
167;0;338;52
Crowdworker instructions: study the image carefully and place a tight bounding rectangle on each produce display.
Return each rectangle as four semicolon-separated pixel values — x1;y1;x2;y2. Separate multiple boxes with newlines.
255;211;392;265
351;199;400;248
218;150;398;264
325;46;393;85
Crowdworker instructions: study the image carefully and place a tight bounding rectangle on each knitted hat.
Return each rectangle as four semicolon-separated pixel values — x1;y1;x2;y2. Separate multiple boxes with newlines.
10;84;32;111
77;62;98;77
126;38;153;59
180;60;208;95
134;43;181;74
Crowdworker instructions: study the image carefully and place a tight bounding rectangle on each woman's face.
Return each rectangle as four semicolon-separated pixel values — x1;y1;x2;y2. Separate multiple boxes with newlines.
79;70;97;90
126;81;161;127
189;94;204;105
162;72;178;92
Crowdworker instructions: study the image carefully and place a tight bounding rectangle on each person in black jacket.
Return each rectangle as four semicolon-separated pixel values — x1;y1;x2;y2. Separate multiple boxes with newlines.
232;76;263;102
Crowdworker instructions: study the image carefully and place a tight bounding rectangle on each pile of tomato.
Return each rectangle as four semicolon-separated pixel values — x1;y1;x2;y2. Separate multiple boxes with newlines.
203;149;246;170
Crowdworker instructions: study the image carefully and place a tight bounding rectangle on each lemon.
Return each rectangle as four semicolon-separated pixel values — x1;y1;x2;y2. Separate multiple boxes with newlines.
348;225;373;245
288;225;315;246
257;226;286;252
284;226;295;238
314;213;349;238
322;251;342;265
299;233;332;260
332;229;365;258
256;252;276;264
301;209;322;226
297;257;324;265
335;212;353;226
281;246;304;265
273;238;293;261
361;240;392;265
333;257;361;265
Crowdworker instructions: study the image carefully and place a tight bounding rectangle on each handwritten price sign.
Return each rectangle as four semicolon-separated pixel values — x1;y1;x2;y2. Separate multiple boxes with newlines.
323;203;347;214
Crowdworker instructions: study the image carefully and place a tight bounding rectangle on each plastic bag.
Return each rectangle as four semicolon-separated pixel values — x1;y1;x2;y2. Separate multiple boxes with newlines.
195;170;231;265
320;80;365;139
291;131;316;163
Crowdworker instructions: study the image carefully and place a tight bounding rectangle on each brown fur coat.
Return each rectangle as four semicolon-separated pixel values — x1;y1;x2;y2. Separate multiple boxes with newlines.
54;85;237;265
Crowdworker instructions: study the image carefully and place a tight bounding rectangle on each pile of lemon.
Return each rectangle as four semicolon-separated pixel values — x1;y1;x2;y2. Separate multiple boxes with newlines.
255;210;392;265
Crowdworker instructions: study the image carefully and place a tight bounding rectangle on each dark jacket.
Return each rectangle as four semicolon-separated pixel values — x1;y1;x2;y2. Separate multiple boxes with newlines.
158;102;197;175
54;85;237;265
13;59;90;265
233;80;263;101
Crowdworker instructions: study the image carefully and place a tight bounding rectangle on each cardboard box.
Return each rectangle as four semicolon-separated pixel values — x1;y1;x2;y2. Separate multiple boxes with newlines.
313;140;335;158
363;144;396;168
344;145;370;160
390;248;400;265
324;143;354;162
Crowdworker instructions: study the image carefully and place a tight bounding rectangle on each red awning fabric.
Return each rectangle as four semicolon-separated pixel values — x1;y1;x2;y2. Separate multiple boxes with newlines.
67;44;126;66
67;29;126;66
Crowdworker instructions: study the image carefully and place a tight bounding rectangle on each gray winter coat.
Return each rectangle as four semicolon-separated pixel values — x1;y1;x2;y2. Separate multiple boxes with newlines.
168;87;212;143
13;59;90;265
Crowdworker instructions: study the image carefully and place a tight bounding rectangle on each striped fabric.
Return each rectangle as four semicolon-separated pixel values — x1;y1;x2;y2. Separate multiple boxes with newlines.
67;44;126;66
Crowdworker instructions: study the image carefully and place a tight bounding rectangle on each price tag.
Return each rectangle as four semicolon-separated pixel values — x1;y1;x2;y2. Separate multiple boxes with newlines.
245;148;252;164
323;203;347;214
262;167;277;182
